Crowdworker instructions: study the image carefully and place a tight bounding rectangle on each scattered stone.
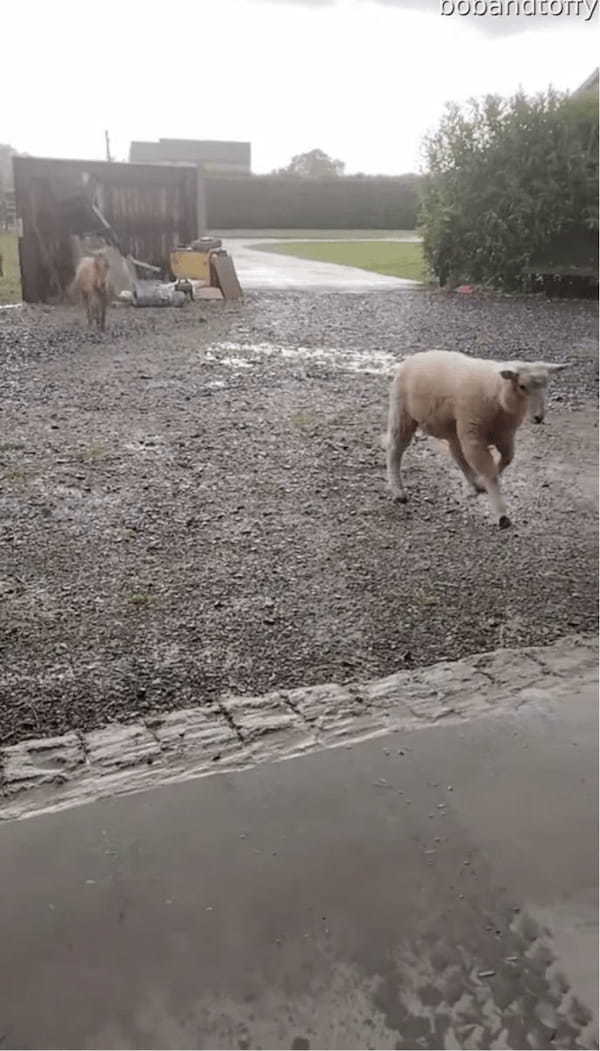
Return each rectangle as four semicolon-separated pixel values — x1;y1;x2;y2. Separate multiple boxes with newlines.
0;291;595;753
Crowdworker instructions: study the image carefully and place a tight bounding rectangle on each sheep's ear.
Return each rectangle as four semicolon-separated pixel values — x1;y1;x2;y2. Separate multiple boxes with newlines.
544;362;569;373
500;368;517;381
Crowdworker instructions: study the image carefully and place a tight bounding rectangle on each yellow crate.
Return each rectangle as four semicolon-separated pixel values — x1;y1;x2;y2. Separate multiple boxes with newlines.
170;250;211;283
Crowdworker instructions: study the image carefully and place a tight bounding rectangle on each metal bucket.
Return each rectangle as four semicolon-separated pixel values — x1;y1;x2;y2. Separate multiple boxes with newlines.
190;237;222;252
133;282;186;308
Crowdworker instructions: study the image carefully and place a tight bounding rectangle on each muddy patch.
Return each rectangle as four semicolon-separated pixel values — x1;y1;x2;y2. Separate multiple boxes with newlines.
206;341;399;376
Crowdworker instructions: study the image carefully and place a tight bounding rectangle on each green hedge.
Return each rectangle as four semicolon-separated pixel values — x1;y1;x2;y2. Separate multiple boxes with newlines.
204;174;421;230
419;89;599;290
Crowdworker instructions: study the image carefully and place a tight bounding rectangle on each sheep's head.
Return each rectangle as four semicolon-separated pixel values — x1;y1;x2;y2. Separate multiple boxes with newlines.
93;251;110;278
499;361;568;423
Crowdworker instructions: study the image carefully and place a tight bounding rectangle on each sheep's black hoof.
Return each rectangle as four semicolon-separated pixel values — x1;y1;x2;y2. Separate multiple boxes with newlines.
498;515;512;529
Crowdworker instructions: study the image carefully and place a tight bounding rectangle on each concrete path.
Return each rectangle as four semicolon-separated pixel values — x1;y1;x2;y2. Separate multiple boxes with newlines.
222;238;421;291
0;655;597;1049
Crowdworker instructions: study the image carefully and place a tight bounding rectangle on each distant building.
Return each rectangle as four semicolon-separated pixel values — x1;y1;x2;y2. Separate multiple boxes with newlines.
573;68;599;98
0;144;17;191
129;138;251;175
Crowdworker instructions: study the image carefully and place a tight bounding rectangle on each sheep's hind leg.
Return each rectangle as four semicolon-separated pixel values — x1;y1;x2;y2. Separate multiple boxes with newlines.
447;434;485;494
460;435;511;528
386;411;417;503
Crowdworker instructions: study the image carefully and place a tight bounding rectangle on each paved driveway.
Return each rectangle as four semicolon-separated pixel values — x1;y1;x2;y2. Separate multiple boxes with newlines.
222;238;422;291
1;680;597;1050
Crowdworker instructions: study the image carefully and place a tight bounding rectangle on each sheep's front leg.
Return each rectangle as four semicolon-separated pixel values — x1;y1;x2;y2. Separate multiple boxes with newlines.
96;294;107;332
494;436;514;475
447;435;485;494
460;434;511;528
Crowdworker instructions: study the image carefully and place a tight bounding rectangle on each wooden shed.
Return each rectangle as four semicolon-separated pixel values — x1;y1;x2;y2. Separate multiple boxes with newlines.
13;156;204;303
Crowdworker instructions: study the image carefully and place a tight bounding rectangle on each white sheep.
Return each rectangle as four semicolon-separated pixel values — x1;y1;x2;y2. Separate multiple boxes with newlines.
385;349;568;528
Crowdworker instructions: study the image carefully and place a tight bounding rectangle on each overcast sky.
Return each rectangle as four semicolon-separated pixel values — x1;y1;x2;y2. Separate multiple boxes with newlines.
3;0;597;174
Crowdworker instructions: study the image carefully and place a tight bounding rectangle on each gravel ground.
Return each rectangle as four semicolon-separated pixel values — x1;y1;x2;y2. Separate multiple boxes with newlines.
0;290;597;746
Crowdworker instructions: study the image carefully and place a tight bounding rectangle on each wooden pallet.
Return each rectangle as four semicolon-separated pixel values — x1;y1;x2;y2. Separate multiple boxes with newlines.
211;252;242;299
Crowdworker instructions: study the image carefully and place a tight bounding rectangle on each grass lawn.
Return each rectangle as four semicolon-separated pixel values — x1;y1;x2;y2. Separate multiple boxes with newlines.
0;231;21;304
250;239;427;281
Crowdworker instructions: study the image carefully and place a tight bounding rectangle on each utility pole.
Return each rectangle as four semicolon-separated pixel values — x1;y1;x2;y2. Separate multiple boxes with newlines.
104;130;112;162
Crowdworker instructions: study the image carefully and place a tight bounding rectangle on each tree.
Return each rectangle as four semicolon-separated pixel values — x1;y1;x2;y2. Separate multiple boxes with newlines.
274;148;345;178
419;88;599;290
